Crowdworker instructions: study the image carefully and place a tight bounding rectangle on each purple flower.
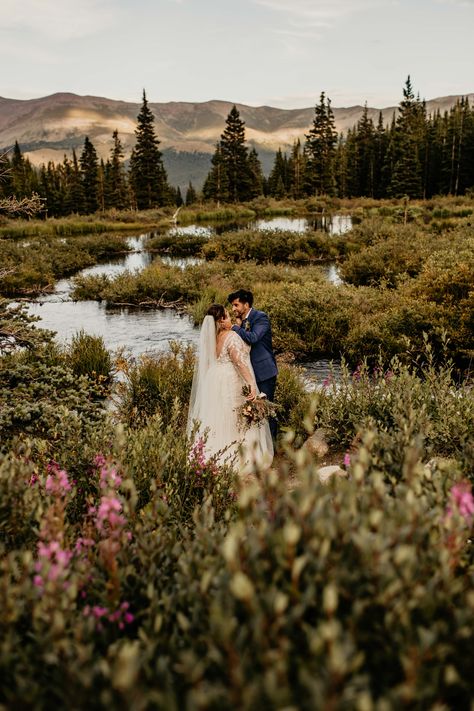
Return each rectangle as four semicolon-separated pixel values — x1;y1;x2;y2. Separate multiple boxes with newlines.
446;481;474;524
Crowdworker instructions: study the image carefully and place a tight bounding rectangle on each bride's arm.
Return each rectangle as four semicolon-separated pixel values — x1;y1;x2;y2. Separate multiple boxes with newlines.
227;336;256;400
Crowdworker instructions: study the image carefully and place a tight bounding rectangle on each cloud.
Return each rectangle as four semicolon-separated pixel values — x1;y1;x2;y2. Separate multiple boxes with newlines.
0;0;121;40
435;0;474;4
254;0;390;31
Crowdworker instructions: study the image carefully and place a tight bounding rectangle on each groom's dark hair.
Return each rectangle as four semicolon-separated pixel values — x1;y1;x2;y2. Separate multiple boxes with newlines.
228;289;254;307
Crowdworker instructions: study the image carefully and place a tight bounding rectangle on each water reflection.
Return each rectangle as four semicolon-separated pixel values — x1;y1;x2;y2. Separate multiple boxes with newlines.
159;256;204;269
168;225;214;238
24;215;350;371
28;300;199;357
172;214;353;237
302;359;344;391
252;217;309;233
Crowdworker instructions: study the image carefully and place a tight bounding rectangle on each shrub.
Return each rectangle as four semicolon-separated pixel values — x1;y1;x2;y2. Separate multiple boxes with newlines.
147;231;208;256
67;330;112;385
312;350;474;479
274;363;312;445
115;342;195;428
0;434;473;708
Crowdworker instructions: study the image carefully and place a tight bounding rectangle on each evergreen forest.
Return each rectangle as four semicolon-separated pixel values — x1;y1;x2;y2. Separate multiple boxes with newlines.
2;78;474;219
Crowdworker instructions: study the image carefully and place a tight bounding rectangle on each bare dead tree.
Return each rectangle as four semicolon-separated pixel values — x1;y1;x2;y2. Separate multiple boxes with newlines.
0;150;45;218
0;192;45;218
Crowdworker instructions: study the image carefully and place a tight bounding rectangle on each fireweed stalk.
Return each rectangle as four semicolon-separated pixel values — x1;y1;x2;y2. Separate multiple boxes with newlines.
34;462;73;594
443;480;474;569
188;437;219;485
33;457;135;631
88;454;133;612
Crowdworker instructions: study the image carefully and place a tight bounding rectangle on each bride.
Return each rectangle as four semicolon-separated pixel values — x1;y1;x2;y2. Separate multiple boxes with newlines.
187;304;273;470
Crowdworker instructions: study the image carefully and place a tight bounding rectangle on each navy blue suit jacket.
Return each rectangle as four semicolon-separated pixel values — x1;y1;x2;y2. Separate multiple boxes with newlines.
232;308;278;383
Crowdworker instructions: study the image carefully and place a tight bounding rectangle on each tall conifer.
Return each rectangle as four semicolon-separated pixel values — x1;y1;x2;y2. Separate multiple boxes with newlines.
79;136;99;214
304;92;338;195
129;90;169;209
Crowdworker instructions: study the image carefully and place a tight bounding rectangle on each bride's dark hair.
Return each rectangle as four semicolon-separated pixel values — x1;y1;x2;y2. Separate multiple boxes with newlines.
207;304;226;323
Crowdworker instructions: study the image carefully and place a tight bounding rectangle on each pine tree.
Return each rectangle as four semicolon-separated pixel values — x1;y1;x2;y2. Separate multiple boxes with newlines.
267;149;288;197
219;106;252;202
10;142;38;198
304;92;338;196
40;161;63;217
79;136;99;214
129;90;169;209
355;103;376;197
69;150;85;213
185;181;197;205
108;130;128;208
176;186;184;207
373;112;389;198
248;147;264;198
388;77;425;198
202;143;229;204
98;159;106;212
335;132;350;197
287;140;305;199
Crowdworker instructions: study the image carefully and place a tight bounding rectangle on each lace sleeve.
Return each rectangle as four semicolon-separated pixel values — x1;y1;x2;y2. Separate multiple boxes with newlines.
227;333;255;386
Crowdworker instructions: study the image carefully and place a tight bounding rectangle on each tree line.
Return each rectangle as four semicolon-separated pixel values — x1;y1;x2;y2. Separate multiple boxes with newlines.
1;78;474;217
0;91;198;218
266;77;474;200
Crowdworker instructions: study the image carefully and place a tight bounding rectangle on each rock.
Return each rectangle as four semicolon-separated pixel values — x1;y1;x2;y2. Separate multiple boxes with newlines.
304;428;329;458
317;465;348;485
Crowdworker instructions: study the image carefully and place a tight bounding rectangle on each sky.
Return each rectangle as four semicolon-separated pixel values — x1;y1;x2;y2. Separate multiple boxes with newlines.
1;0;473;109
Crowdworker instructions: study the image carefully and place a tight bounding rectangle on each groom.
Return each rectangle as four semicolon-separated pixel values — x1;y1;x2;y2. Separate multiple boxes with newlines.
228;288;278;440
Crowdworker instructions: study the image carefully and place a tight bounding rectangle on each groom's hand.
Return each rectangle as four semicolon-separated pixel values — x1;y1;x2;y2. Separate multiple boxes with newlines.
234;316;242;327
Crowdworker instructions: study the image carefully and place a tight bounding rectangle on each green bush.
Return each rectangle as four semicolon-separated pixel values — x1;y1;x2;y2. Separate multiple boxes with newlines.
274;363;312;444
147;231;208;256
67;330;112;385
115;342;195;428
312;351;474;478
202;229;352;264
0;233;131;296
0;432;472;708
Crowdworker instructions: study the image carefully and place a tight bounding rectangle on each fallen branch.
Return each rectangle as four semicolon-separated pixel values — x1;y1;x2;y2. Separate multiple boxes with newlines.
110;297;186;312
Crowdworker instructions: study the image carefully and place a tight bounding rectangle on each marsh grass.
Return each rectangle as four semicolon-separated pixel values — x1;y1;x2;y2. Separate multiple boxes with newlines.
0;218;152;239
178;205;256;223
115;341;195;428
67;330;112;385
0;233;131;296
147;232;208;256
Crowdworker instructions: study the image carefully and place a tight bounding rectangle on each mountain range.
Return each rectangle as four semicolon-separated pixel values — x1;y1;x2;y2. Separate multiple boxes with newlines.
1;92;473;190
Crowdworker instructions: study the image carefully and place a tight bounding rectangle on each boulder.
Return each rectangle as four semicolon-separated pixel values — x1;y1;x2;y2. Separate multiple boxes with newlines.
304;428;329;458
317;465;348;485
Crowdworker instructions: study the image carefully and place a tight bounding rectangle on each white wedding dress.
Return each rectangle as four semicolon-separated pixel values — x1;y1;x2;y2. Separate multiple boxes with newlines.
187;317;273;471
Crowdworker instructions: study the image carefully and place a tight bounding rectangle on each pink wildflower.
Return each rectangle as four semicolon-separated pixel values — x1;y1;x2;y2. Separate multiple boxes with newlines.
344;453;351;468
94;453;107;468
446;481;474;524
95;494;126;535
45;462;71;496
75;537;95;554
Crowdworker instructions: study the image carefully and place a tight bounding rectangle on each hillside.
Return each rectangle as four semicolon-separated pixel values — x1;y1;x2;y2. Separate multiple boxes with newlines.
1;92;472;189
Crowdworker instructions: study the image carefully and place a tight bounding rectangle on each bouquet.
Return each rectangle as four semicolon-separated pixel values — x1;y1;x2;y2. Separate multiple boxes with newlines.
236;384;279;431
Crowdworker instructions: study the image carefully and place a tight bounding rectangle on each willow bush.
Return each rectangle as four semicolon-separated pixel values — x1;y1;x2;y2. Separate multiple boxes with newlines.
0;233;131;296
1;303;473;707
0;431;473;709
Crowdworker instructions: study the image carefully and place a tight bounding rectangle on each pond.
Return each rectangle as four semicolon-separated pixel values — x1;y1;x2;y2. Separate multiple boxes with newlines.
26;215;351;387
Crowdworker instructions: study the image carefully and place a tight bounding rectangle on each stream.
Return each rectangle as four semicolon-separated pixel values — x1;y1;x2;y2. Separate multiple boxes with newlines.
26;215;351;386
